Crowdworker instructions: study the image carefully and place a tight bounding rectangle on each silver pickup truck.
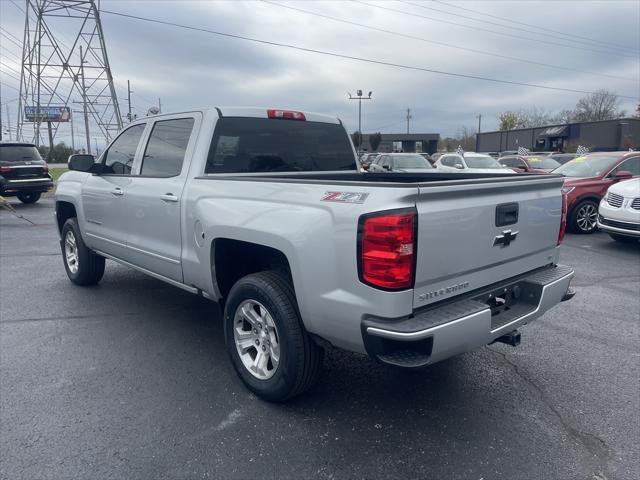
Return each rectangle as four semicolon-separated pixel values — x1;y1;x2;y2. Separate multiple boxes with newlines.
55;107;574;401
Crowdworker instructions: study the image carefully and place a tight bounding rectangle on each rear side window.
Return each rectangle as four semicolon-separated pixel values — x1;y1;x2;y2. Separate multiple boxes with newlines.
205;117;356;173
103;124;145;175
0;145;42;162
140;118;195;177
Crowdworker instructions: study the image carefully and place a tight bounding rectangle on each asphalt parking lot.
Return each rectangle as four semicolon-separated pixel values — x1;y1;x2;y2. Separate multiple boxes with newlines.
1;196;638;480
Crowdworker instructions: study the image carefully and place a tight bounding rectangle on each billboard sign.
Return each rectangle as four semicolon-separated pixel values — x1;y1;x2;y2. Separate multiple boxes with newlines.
24;105;71;122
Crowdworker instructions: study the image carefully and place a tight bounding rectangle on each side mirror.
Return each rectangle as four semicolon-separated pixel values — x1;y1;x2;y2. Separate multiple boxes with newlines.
383;164;391;171
68;154;97;172
454;163;464;169
613;170;633;180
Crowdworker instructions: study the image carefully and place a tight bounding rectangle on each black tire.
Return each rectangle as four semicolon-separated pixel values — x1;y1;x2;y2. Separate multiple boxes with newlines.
61;218;105;285
569;199;599;234
609;233;638;243
17;192;41;204
223;271;324;402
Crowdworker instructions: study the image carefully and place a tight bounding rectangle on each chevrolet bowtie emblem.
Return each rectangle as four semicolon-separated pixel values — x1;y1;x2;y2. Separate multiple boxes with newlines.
493;230;518;247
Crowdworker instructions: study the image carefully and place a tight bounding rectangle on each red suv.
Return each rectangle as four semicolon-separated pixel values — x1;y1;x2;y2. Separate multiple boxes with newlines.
554;152;640;233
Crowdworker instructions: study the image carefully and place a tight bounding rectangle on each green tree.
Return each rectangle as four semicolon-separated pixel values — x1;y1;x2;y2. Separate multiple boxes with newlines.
351;131;362;149
369;132;382;151
498;111;523;130
38;142;77;163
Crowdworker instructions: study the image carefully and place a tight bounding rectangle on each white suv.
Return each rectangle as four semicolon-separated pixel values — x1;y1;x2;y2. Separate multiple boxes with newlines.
597;178;640;243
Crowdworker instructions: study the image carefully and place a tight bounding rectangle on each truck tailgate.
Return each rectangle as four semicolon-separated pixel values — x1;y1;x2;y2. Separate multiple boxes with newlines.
413;176;564;309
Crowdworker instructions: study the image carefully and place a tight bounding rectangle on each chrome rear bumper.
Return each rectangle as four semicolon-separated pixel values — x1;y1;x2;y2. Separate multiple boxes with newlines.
362;265;574;367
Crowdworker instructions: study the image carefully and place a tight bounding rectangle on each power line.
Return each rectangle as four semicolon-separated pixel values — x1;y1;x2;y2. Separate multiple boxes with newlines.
400;0;639;55
431;0;638;53
0;81;20;92
262;0;634;82
355;0;638;59
100;8;637;99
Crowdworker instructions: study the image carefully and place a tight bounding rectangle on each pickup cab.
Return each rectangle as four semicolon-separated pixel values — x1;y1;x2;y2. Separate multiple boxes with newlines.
55;107;574;401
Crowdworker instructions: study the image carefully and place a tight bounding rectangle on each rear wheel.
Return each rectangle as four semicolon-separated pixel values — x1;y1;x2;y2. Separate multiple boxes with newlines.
223;271;324;402
569;200;598;234
17;192;41;204
61;218;105;285
609;233;638;243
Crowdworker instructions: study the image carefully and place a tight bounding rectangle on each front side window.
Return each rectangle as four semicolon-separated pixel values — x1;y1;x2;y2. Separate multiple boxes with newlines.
140;118;195;177
102;124;146;175
610;157;640;176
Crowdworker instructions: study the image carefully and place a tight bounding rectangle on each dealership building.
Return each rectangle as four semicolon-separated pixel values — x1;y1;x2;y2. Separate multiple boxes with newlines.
476;118;640;153
360;133;440;154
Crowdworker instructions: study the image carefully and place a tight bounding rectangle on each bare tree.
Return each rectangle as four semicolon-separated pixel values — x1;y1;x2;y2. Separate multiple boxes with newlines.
457;126;476;151
572;89;625;122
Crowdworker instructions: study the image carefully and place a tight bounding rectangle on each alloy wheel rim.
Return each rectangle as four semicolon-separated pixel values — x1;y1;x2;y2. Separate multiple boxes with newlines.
576;204;597;231
233;299;280;380
64;230;79;274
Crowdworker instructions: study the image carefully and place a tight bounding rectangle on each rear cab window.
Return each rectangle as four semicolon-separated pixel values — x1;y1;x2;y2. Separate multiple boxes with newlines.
205;117;356;173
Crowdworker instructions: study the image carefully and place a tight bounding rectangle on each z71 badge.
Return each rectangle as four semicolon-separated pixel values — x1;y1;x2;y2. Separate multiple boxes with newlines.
321;192;369;204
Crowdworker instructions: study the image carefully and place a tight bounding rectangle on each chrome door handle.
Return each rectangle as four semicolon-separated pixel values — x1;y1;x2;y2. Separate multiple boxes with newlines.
160;193;179;203
111;187;124;196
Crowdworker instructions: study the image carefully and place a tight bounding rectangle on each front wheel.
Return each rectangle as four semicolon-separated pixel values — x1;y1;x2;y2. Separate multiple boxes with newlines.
17;192;41;204
569;200;598;234
223;271;324;402
61;218;105;285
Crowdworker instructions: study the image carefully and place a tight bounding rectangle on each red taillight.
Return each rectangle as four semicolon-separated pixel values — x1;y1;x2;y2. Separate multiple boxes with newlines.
0;166;11;173
558;192;567;245
43;163;49;172
359;209;416;290
267;109;306;121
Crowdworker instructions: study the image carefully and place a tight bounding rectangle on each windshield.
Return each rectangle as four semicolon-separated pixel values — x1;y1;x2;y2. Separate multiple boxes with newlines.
393;155;432;169
464;155;504;169
526;156;560;169
0;145;42;162
205;117;357;173
553;155;621;177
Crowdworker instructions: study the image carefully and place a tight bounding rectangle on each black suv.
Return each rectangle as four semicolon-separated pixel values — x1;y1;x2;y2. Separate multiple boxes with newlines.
0;143;53;204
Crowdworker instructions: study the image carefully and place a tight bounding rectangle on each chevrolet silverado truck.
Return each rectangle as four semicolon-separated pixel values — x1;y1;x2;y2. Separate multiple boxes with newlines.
55;107;575;401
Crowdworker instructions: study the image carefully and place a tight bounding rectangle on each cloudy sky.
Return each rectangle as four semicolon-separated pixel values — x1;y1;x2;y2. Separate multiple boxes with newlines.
1;0;639;147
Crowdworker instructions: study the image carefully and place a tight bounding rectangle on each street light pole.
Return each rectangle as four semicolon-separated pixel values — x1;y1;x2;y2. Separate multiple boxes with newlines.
348;90;372;152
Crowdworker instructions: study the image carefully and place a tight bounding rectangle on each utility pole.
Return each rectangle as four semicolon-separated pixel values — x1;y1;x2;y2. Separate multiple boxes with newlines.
475;114;482;152
158;97;162;113
5;104;11;141
406;108;412;134
80;45;91;154
70;105;75;151
127;80;132;122
94;137;98;156
348;90;372;152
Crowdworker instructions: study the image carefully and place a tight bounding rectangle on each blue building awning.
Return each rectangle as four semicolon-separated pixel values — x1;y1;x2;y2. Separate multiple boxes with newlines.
538;126;568;138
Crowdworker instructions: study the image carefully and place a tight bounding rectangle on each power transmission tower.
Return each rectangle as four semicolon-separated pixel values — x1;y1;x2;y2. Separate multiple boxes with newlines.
16;0;122;155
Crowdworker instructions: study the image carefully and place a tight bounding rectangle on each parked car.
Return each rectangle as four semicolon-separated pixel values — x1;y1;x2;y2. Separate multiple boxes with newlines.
499;150;519;158
554;151;640;233
359;153;379;171
369;153;435;172
430;152;445;163
597;178;640;242
478;151;500;159
55;106;574;401
550;153;578;165
498;155;560;173
419;153;436;165
435;152;515;174
0;142;53;203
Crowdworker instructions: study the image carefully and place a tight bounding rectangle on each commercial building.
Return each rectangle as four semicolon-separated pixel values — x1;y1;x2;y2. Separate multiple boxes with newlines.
476;118;640;153
360;133;440;154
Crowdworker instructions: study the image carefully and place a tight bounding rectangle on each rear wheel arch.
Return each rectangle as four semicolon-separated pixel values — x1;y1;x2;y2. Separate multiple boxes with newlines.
211;238;295;301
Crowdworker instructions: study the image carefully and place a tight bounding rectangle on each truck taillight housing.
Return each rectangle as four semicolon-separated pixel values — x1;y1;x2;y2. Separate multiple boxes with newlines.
0;166;11;173
358;208;417;291
267;109;306;121
558;192;567;245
